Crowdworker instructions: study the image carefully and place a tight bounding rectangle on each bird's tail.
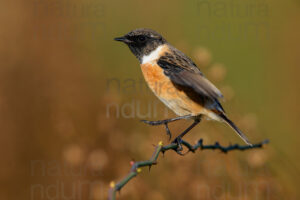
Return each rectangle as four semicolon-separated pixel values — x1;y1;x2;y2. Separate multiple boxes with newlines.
219;112;252;146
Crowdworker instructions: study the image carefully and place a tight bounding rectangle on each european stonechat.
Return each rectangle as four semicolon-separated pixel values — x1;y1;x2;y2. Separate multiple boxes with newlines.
114;28;252;146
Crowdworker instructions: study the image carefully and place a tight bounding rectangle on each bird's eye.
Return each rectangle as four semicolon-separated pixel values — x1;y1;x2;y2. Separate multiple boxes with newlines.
138;36;146;42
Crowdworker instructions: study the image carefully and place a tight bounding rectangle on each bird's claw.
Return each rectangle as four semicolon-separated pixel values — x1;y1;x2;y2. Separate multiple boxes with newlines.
141;120;158;125
172;137;184;154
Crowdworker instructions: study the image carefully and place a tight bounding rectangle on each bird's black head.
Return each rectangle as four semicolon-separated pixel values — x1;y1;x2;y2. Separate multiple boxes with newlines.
114;28;167;62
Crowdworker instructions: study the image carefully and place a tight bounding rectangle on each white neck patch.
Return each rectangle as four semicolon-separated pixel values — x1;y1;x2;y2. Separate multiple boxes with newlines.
141;45;164;64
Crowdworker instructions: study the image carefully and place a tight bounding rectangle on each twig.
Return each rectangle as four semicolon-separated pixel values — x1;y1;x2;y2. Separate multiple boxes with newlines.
108;139;269;200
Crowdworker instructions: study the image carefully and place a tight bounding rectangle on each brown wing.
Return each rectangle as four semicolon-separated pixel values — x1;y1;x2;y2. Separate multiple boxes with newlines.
157;47;224;112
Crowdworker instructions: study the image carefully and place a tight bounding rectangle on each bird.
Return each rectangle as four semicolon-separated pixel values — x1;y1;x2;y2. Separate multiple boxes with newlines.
114;28;252;148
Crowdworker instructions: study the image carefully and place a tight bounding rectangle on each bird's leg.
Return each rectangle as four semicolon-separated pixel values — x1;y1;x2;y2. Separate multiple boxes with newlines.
172;117;201;153
141;115;192;140
141;115;192;125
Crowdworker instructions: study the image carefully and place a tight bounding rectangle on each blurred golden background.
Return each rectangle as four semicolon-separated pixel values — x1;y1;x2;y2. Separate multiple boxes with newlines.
0;0;299;199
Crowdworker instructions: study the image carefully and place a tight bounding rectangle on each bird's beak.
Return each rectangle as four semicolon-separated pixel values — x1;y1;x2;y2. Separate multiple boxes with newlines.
114;36;132;43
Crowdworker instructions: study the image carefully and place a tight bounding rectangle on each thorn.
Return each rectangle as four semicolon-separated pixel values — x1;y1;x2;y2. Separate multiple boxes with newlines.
198;139;203;147
110;181;115;188
152;144;156;147
148;165;152;171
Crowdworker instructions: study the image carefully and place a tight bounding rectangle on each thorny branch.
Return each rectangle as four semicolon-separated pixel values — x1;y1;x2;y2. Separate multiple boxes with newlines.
108;139;269;200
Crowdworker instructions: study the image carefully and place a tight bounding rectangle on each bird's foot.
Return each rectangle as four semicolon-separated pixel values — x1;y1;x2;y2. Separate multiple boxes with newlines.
141;119;170;126
171;137;184;155
141;115;193;141
141;119;172;140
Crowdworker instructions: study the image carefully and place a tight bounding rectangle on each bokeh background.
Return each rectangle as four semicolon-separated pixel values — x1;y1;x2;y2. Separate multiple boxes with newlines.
1;0;299;199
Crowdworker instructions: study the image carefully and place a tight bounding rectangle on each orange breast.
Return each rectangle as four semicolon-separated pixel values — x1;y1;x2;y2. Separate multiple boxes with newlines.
140;63;206;116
